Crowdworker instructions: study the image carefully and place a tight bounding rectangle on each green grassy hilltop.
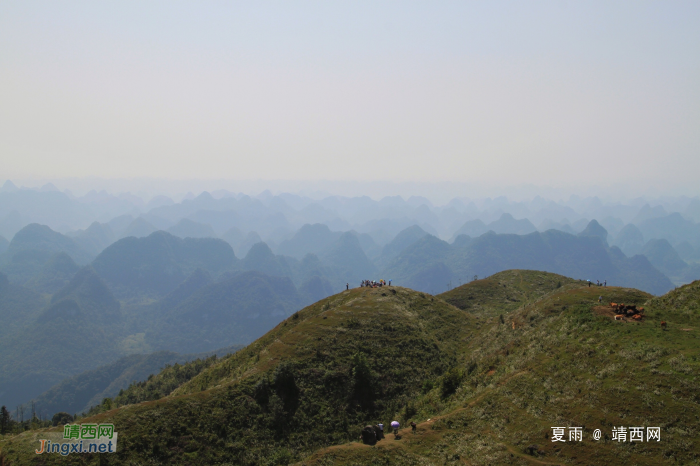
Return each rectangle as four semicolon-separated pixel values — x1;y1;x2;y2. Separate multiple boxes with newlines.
439;269;577;317
1;270;699;465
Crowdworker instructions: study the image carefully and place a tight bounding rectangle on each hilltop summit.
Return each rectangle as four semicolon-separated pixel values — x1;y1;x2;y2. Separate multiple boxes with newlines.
577;218;608;242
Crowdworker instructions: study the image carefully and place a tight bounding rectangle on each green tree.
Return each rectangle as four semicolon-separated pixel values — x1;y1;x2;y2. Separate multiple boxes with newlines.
101;398;114;411
441;367;463;398
253;377;272;405
268;393;287;431
0;405;10;434
351;352;374;410
273;363;299;413
51;412;73;426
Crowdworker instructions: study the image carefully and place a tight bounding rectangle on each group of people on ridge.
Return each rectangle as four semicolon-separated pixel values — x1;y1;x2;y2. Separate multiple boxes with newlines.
587;279;606;287
361;279;390;288
360;420;416;445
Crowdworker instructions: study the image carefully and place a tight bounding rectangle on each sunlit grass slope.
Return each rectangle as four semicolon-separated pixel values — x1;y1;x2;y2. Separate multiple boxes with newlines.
439;269;577;318
299;279;700;465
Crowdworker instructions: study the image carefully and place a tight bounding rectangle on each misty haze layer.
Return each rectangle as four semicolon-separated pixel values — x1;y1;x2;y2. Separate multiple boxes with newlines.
1;1;699;191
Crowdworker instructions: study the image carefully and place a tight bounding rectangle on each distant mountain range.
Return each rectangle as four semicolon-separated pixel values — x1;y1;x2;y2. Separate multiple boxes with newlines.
383;221;674;296
0;193;698;415
2;182;699;252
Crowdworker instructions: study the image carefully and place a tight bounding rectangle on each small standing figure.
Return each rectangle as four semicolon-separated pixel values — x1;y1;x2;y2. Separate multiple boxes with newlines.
598;296;603;303
411;421;416;432
604;280;607;287
346;283;349;290
391;420;400;436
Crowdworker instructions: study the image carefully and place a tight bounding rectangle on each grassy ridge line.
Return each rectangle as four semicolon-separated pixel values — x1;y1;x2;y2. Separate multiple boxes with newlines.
297;283;699;465
439;269;578;318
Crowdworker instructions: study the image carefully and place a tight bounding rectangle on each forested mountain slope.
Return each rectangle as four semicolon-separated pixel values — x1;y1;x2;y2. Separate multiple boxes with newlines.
0;267;125;410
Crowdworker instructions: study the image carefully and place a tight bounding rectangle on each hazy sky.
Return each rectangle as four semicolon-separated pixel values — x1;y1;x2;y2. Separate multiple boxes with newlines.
2;1;699;193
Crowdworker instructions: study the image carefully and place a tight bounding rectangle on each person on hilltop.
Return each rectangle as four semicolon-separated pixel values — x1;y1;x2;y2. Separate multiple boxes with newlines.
346;283;349;290
391;420;400;436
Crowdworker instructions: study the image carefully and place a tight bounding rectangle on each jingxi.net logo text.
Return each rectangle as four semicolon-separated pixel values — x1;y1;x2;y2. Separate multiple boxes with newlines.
35;424;118;456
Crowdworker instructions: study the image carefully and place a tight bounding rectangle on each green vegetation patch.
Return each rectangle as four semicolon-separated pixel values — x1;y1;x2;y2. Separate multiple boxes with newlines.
439;269;577;317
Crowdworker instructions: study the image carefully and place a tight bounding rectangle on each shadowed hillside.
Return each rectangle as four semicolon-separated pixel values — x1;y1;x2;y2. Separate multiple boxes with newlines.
320;231;377;284
276;223;342;259
68;222;116;256
374;225;429;269
0;268;125;410
146;270;304;353
0;271;46;339
25;345;242;417
167;218;217;239
120;217;157;239
92;231;238;298
5;224;92;265
0;224;93;284
241;242;293;279
23;252;79;295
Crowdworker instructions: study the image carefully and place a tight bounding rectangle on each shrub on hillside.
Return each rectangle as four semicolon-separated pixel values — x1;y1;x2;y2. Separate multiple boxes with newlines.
273;363;299;413
51;412;73;426
351;352;374;410
441;367;463;398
